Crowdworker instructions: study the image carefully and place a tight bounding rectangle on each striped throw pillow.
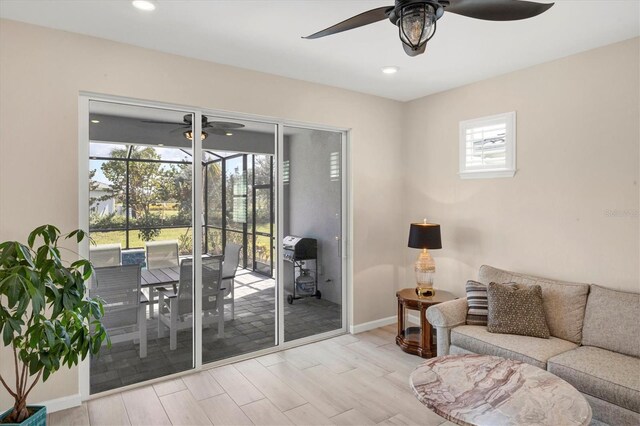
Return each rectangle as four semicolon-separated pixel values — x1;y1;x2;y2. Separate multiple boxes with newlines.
466;280;488;326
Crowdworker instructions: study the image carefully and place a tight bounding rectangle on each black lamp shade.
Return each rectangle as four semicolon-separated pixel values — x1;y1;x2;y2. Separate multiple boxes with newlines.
408;223;442;249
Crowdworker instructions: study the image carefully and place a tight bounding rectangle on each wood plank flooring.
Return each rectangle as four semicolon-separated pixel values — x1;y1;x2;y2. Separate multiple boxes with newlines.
48;325;449;426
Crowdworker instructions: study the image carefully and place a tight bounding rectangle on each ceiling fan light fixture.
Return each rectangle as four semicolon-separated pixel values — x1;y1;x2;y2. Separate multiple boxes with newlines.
398;3;437;53
184;130;208;141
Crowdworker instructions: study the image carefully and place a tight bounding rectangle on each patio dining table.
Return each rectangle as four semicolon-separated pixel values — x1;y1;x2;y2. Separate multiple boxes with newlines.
141;267;180;317
141;267;180;289
140;255;223;317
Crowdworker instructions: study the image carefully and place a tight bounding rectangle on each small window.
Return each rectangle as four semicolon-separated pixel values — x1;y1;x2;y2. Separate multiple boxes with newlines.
282;160;290;185
459;112;516;179
330;152;340;182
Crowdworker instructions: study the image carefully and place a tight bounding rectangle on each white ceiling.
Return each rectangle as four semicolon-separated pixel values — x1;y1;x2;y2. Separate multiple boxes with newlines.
1;0;638;101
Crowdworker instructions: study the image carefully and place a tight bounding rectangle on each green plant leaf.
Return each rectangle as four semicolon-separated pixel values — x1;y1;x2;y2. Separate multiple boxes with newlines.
28;226;47;247
15;243;34;267
1;274;27;308
66;229;86;243
2;324;13;346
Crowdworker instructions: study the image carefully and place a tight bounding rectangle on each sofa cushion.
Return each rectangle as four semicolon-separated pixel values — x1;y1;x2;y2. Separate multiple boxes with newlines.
478;265;589;344
487;282;550;338
548;346;640;413
450;325;577;369
582;284;640;358
465;280;488;326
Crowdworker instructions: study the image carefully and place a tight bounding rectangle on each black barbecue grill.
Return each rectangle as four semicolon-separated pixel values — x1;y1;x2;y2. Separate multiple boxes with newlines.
283;236;319;304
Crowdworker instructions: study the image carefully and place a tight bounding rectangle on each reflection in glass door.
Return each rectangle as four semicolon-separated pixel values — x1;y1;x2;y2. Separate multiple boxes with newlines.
282;127;344;342
87;101;195;394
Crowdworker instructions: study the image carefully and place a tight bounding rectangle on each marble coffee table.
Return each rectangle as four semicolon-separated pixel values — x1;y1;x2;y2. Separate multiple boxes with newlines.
410;354;592;426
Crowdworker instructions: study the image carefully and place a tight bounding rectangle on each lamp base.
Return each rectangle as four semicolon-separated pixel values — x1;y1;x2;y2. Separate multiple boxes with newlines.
415;286;435;298
415;249;436;298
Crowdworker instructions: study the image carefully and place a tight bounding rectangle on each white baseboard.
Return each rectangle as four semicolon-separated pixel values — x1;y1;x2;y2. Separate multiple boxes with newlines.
350;316;396;334
35;393;81;414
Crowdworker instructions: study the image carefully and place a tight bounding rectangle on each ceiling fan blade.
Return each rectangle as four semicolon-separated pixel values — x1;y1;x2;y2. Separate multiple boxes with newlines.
445;0;554;21
204;121;245;130
169;126;190;133
303;6;394;39
207;129;229;136
141;119;186;125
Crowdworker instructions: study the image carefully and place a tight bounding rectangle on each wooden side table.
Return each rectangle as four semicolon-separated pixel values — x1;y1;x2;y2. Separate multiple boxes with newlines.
396;288;456;358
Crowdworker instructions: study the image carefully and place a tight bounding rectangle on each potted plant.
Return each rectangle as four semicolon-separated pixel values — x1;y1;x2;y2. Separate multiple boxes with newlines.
0;225;107;425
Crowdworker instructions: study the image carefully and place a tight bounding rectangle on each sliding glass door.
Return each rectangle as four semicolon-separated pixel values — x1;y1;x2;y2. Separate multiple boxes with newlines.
281;126;345;342
199;116;278;364
82;96;347;397
87;100;195;394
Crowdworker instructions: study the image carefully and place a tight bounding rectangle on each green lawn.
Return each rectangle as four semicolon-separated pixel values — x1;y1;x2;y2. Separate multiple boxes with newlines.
91;227;192;254
91;223;273;257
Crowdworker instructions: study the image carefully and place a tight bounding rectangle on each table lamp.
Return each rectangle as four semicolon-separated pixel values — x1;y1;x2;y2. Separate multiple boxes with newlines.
408;220;442;298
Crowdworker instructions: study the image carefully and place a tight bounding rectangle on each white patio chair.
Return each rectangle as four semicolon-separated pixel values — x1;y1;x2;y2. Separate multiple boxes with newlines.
89;264;147;358
145;240;179;316
157;257;223;350
221;243;241;319
89;243;121;267
145;240;179;269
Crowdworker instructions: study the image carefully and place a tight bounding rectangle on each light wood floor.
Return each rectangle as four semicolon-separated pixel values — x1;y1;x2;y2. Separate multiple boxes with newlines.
49;325;452;426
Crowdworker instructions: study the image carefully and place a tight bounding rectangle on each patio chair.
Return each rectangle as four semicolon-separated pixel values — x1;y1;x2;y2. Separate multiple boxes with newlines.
145;240;179;316
89;264;147;358
89;243;121;267
145;240;179;269
157;257;224;350
221;243;241;319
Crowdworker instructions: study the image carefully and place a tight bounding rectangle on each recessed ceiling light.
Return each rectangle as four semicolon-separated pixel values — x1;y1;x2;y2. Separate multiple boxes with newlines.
90;119;100;124
225;132;233;136
132;1;156;11
381;66;399;75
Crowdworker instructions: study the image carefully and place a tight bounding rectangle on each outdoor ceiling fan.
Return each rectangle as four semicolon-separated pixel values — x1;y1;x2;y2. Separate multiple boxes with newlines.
142;114;245;141
304;0;554;57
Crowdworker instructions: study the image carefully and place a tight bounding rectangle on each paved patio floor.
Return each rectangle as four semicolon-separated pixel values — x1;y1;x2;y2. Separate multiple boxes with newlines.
90;269;342;394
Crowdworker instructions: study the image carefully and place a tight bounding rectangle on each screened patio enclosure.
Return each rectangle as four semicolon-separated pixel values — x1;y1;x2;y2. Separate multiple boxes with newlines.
89;144;274;277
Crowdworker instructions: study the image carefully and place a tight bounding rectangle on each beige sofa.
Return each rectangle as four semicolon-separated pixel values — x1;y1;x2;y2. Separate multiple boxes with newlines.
426;265;640;426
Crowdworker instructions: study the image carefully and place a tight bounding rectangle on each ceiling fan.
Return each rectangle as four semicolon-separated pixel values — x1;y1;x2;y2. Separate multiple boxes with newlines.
142;114;245;140
304;0;554;57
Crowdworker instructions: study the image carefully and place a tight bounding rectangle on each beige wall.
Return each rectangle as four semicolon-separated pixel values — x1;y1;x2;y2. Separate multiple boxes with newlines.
403;37;640;297
0;19;407;405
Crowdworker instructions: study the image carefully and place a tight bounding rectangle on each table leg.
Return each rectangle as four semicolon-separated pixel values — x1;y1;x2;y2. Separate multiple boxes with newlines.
420;305;433;358
397;299;404;340
138;305;147;358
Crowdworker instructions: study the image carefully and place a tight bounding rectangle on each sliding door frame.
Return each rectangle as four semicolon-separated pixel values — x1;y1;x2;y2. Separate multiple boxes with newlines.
78;92;351;401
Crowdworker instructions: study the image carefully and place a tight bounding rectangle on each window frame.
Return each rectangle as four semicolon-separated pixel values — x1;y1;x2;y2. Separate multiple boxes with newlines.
459;111;517;179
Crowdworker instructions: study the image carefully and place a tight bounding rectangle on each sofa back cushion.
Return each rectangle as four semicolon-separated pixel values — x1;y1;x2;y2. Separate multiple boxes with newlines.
478;265;589;344
582;284;640;358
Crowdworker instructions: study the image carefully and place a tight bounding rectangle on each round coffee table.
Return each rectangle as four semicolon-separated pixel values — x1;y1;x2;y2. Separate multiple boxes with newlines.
410;354;592;426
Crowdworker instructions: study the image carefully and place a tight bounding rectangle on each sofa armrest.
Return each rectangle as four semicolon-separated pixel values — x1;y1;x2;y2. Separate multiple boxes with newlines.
427;297;468;356
426;297;468;328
